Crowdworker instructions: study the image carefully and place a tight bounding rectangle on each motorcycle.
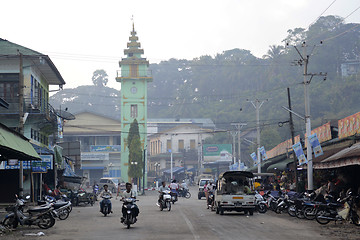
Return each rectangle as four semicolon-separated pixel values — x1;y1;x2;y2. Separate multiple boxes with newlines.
208;192;215;211
178;188;191;199
121;198;139;229
255;192;268;213
100;195;112;217
2;195;55;229
159;190;172;211
39;195;72;220
316;193;360;225
170;189;178;204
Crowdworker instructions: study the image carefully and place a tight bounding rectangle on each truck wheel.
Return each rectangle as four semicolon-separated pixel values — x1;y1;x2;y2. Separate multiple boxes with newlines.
249;209;254;216
220;207;224;215
198;194;201;200
216;207;219;214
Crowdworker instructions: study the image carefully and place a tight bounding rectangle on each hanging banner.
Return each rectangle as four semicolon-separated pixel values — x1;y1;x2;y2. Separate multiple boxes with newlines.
259;146;268;161
250;152;257;164
309;133;323;158
292;142;307;166
57;116;63;139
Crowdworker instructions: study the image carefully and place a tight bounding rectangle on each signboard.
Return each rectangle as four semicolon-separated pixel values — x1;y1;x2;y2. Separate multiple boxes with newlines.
7;159;18;166
267;135;301;159
292;142;307;166
57;116;63;139
81;152;109;161
90;145;121;152
250;152;257;164
32;161;48;173
309;133;323;158
4;155;53;170
338;112;360;139
258;146;267;161
203;144;232;162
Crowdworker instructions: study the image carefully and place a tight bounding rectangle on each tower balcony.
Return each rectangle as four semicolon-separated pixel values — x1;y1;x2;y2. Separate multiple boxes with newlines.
116;70;153;82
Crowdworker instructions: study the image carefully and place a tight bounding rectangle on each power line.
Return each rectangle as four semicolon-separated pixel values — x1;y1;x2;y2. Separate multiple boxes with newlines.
307;0;337;29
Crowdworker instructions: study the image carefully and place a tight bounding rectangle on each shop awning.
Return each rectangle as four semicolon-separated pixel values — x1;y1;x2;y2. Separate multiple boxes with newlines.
0;123;40;160
267;158;294;172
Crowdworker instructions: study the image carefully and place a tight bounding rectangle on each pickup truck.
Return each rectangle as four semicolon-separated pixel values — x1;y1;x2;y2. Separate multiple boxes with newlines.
214;171;256;215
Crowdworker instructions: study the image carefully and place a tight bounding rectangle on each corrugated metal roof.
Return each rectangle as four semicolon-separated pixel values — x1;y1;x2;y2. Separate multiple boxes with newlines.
0;38;65;85
322;142;360;162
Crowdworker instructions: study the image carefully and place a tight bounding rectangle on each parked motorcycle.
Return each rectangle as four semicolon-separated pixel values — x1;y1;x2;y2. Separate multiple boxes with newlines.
159;190;172;211
316;193;360;226
100;195;112;217
121;198;139;229
38;195;72;220
255;192;268;213
2;195;55;229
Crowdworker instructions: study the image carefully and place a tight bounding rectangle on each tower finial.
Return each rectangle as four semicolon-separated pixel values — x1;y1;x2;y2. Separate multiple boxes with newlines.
131;15;134;32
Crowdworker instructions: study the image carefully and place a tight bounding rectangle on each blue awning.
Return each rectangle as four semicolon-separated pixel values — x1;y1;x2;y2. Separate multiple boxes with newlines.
81;166;105;170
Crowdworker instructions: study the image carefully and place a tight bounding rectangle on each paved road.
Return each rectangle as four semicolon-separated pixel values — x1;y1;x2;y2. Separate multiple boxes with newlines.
1;188;342;240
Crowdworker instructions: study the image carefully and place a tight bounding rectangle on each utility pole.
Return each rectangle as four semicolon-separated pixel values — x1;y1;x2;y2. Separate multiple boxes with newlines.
230;131;237;165
247;99;268;173
18;50;24;197
287;87;298;191
292;42;327;191
231;123;247;170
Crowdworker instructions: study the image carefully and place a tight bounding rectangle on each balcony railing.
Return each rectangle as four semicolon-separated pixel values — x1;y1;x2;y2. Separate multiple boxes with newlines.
0;97;57;122
116;70;152;78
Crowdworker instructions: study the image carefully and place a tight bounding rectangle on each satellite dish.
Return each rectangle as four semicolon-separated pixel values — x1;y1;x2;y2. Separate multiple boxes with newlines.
55;109;76;120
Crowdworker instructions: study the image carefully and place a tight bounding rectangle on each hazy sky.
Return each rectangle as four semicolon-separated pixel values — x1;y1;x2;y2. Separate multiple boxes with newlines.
2;0;359;91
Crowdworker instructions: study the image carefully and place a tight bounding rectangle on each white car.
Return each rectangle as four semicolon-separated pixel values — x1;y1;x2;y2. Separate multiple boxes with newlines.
198;178;214;199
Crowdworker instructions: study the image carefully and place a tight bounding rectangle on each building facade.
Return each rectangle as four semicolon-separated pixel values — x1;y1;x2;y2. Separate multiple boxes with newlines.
60;111;121;186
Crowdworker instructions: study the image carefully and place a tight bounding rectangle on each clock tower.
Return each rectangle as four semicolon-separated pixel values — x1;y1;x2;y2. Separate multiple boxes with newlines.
116;23;152;183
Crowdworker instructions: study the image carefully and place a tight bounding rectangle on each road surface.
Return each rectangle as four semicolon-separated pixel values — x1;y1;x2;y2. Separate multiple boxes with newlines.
1;187;353;240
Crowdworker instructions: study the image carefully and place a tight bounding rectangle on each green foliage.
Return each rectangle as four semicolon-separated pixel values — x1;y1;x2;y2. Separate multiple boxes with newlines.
127;119;143;179
92;69;108;87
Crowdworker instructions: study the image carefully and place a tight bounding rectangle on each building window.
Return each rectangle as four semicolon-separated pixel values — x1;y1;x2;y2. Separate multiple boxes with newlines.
96;136;109;145
166;140;171;152
130;104;138;118
178;139;184;151
130;64;138;77
190;139;196;149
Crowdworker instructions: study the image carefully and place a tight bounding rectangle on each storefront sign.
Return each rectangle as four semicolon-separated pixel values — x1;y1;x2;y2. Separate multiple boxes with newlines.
305;122;332;147
292;142;307;166
90;145;121;152
338;112;360;139
267;135;301;159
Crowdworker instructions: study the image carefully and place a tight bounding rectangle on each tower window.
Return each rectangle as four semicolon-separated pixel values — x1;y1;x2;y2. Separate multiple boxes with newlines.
130;104;138;118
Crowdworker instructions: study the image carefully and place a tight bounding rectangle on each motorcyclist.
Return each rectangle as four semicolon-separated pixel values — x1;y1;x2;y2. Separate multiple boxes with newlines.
121;182;139;223
179;180;188;197
169;179;179;201
157;181;170;206
206;181;215;208
99;184;112;213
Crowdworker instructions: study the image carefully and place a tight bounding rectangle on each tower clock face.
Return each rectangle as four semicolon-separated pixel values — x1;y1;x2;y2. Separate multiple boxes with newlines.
130;87;137;94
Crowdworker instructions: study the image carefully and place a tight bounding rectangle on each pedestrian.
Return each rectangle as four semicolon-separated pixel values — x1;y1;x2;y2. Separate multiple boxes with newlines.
204;181;209;204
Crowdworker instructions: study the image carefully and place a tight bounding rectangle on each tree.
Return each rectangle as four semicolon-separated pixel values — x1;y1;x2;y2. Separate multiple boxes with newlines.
92;69;108;87
262;45;284;60
127;119;143;183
